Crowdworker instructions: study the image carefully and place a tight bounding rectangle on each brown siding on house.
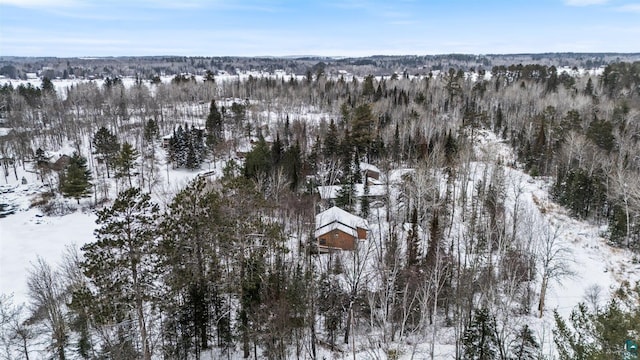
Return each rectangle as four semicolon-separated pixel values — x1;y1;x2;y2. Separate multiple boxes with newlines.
365;169;379;180
356;227;367;240
317;229;357;250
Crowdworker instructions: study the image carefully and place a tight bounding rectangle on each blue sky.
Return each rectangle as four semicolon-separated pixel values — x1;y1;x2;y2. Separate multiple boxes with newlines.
0;0;638;57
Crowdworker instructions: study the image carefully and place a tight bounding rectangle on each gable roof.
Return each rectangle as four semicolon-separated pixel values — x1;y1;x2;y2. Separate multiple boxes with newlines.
317;184;386;200
315;206;368;238
359;162;381;174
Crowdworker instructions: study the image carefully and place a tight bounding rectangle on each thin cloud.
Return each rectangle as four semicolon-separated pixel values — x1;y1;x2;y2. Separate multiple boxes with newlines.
137;0;206;9
0;0;82;8
564;0;609;5
615;3;640;12
136;0;283;12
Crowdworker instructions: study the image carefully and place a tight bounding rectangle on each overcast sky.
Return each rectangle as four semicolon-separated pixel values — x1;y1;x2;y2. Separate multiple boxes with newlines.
0;0;639;57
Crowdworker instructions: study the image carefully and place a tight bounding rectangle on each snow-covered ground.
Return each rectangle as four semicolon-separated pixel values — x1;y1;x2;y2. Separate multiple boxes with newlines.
0;143;227;308
1;125;637;359
469;129;640;356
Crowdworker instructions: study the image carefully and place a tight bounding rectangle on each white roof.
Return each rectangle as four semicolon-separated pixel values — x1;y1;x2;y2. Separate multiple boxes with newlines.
317;184;386;200
360;162;380;174
314;206;368;238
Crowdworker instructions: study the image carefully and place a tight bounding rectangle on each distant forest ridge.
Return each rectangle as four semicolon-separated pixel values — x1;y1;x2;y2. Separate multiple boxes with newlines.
2;53;640;79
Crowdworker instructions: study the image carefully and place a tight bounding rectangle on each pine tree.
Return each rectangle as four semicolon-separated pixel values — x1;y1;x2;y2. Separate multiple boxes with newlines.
92;127;120;178
283;140;302;190
271;133;284;167
81;188;159;360
60;152;92;204
444;130;458;166
41;77;55;96
495;104;503;133
159;178;228;356
360;176;370;218
462;308;498;360
323;119;339;159
169;126;189;168
392;122;400;163
206;99;223;147
335;181;356;213
584;77;594;96
350;103;374;155
239;250;265;358
34;147;50;182
425;210;443;270
510;325;539;360
406;207;420;267
143;119;159;143
335;146;356;212
244;135;271;180
188;125;206;169
115;142;139;187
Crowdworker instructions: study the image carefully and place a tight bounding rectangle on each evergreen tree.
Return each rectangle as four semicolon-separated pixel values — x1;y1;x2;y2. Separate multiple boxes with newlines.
60;152;92;204
425;210;443;270
350;103;374;155
244;135;271;181
81;188;159;360
317;274;346;346
169;125;206;169
307;135;321;174
462;308;498;360
143;118;159;143
406;207;420;267
554;287;640;360
33;147;50;182
586;117;615;152
495;104;503;133
271;133;284;168
283;140;302;190
352;151;362;184
188;125;206;169
546;65;559;93
584;77;594;96
159;178;230;357
392;123;400;163
92;127;120;178
41;77;55;96
444;130;458;166
335;181;356;213
206;99;223;147
284;115;292;147
510;325;539;360
335;144;357;212
239;250;265;358
114;142;139;187
360;176;370;218
323;119;339;159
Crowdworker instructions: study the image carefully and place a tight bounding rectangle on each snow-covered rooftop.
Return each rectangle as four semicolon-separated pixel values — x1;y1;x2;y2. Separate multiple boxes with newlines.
359;162;380;174
315;206;368;238
317;184;386;200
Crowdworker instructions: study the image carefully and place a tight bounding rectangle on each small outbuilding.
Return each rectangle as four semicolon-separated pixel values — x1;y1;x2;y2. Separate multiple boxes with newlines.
314;206;368;252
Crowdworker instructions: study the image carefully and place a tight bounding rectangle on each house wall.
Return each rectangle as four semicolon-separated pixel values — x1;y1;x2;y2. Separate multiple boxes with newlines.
317;229;357;250
365;169;379;180
356;227;367;240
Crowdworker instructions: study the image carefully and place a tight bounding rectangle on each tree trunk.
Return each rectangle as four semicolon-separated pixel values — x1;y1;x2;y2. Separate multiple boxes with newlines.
344;300;353;344
538;274;548;318
132;265;151;360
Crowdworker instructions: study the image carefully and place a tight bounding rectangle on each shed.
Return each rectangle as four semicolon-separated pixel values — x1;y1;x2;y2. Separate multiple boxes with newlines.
315;206;368;251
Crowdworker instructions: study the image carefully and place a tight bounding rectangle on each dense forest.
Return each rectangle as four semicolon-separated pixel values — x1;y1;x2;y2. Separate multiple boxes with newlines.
1;55;640;359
